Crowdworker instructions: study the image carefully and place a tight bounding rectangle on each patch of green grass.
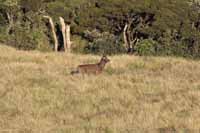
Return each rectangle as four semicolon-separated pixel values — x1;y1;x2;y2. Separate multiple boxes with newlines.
176;110;190;118
105;66;126;75
127;61;146;71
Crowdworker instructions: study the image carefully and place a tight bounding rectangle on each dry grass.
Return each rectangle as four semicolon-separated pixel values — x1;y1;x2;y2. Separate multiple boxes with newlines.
0;45;200;133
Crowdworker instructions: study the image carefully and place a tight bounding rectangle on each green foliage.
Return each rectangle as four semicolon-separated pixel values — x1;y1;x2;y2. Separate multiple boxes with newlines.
72;35;89;53
84;31;125;55
135;39;157;56
0;12;7;26
0;0;19;6
105;66;126;75
84;37;125;55
127;61;146;70
6;27;51;51
32;29;52;52
11;30;37;50
20;0;43;12
0;0;199;58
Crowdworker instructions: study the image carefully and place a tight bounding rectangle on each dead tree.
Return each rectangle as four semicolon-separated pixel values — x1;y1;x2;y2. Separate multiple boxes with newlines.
123;19;139;53
59;17;72;53
66;24;72;52
123;23;129;51
43;16;58;52
59;17;67;51
6;12;14;35
123;13;154;53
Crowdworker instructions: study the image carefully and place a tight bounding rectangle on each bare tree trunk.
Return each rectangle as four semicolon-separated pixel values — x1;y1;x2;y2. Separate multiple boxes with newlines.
59;17;67;52
127;23;132;52
131;31;139;52
124;23;134;53
123;24;129;51
66;24;71;53
123;20;141;54
59;17;71;53
43;16;58;52
6;12;14;35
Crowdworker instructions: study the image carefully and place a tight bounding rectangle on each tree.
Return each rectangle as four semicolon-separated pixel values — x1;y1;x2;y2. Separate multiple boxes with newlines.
0;0;20;34
0;0;199;58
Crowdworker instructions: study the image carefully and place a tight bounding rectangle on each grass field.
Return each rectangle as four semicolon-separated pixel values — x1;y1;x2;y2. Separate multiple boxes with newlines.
0;45;200;133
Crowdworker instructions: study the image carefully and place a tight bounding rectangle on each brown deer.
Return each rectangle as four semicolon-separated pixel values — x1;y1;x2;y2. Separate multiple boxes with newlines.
71;55;110;75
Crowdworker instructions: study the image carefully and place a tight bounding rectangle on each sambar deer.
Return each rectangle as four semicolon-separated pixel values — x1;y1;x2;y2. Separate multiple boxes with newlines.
71;55;110;75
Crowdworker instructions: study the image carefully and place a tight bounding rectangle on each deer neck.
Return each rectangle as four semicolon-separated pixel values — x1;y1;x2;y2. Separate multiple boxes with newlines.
98;61;106;69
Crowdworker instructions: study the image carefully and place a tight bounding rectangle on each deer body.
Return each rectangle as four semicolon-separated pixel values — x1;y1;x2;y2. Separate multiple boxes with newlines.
71;56;110;75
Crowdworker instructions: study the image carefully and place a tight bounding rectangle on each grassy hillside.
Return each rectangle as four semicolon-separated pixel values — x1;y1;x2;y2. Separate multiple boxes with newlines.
0;45;200;132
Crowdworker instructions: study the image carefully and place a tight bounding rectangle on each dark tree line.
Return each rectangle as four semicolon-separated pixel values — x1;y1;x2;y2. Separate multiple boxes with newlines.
0;0;200;58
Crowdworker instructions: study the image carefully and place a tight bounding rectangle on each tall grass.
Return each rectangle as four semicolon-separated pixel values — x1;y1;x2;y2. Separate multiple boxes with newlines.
0;45;200;132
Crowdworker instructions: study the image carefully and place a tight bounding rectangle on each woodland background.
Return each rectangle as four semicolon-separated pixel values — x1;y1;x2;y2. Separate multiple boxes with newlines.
0;0;200;58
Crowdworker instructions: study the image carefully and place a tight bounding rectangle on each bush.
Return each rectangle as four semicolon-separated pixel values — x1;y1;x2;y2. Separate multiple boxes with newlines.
84;31;125;55
32;29;52;52
72;35;89;53
6;27;51;51
135;39;157;56
11;30;37;50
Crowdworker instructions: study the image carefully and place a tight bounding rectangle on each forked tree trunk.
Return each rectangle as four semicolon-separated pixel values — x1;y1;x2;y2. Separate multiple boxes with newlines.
123;22;139;53
127;23;133;52
123;23;133;53
43;16;58;52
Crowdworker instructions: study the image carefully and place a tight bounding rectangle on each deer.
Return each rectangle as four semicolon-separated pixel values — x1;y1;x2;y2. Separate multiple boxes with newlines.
71;55;110;75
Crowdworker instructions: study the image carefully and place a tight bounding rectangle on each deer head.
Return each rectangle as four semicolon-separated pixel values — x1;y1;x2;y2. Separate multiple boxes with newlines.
101;55;110;63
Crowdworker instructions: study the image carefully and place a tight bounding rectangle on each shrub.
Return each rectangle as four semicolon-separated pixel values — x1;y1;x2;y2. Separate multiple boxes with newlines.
135;39;157;56
72;35;89;53
6;27;51;51
11;30;37;50
84;31;125;55
32;29;52;52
